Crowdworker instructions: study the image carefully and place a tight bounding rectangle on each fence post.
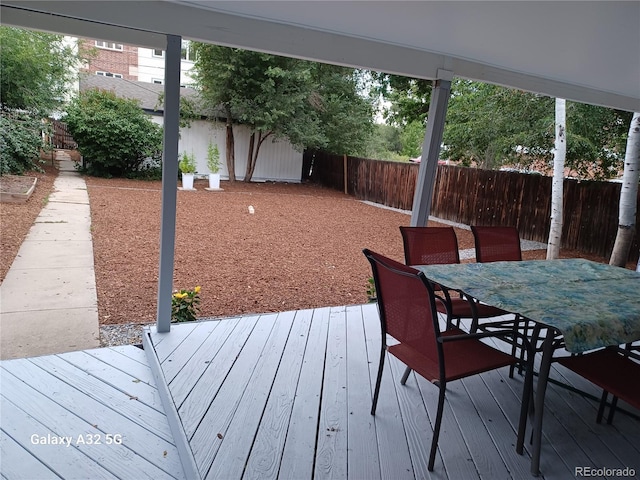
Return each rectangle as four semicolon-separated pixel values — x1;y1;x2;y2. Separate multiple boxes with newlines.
343;154;348;194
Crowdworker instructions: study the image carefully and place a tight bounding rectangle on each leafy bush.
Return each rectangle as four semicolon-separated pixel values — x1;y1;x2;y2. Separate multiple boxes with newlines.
65;89;163;177
171;286;201;322
179;151;196;173
207;143;220;173
0;110;45;174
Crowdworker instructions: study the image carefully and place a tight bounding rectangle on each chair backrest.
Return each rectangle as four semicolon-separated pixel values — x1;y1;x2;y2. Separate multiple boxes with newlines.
471;226;522;262
363;249;440;362
400;226;460;265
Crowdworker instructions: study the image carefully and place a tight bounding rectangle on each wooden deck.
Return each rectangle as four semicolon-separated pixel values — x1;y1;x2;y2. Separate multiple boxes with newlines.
2;305;638;479
0;345;185;479
145;304;640;480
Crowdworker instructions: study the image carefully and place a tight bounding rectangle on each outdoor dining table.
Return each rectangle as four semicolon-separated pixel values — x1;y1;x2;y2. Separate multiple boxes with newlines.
414;258;640;476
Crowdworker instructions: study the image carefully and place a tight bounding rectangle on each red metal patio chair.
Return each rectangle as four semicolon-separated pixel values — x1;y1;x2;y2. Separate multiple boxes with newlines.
400;226;508;331
471;225;523;263
471;225;527;376
363;248;532;471
557;347;640;424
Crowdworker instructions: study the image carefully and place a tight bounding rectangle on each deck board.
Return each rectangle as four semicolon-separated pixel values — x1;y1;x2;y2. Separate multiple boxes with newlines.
244;309;314;479
25;355;171;440
0;346;184;479
345;305;381;480
178;315;259;437
361;303;417;480
161;321;223;383
0;369;173;480
152;305;639;479
190;314;276;475
0;430;59;480
315;307;349;480
206;311;296;480
169;317;237;407
277;307;331;480
3;306;639;479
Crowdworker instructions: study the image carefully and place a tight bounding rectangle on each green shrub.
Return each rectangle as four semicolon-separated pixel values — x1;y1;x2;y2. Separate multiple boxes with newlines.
171;286;201;323
0;110;45;175
179;151;196;173
65;89;163;177
207;143;220;173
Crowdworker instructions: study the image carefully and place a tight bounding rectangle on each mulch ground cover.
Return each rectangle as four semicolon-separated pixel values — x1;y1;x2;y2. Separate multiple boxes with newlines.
2;171;620;326
0;164;58;282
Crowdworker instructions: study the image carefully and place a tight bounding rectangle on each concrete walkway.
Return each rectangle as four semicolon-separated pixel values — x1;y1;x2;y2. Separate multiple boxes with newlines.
0;156;100;360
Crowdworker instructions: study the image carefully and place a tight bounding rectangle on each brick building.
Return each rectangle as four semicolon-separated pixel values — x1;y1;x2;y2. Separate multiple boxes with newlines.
76;37;194;86
78;38;139;80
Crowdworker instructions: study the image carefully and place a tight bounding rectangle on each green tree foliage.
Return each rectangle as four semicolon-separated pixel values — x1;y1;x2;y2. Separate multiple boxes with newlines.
400;120;425;158
65;89;163;177
0;112;45;174
566;103;632;178
0;27;78;115
444;80;554;169
371;73;432;126
308;64;374;156
444;81;632;177
193;44;373;181
378;76;632;178
361;124;407;160
0;27;81;174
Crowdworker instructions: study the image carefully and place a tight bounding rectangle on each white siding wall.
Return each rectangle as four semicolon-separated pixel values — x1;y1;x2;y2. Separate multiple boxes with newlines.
137;47;195;86
151;116;303;182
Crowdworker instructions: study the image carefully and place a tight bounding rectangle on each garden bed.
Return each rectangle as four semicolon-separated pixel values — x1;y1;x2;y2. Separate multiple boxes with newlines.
0;175;38;203
0;165;58;282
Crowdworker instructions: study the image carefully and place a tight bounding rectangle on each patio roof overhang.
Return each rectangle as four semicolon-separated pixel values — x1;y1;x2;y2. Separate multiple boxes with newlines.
2;1;639;111
2;1;639;332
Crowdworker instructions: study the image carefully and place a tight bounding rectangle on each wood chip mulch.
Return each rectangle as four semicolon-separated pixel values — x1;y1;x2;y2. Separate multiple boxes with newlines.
0;164;58;282
2;170;617;327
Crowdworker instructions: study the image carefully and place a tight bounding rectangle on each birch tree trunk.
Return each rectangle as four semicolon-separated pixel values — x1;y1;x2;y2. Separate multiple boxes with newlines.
610;112;640;267
547;98;566;260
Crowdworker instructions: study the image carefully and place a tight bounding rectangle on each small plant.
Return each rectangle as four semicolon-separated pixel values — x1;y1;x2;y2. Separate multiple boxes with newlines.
207;142;220;173
366;277;377;302
171;285;201;322
178;151;196;174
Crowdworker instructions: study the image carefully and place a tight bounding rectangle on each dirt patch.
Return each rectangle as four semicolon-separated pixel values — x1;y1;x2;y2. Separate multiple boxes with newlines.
0;165;58;282
83;176;620;326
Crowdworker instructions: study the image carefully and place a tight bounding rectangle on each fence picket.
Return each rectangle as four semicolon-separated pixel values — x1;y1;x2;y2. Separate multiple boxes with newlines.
306;151;639;262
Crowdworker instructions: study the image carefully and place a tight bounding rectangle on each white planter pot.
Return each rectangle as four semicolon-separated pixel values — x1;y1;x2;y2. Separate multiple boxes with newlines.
182;173;195;190
208;173;221;190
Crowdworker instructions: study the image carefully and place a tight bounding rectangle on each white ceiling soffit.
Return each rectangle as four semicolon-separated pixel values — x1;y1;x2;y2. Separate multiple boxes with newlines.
2;1;639;112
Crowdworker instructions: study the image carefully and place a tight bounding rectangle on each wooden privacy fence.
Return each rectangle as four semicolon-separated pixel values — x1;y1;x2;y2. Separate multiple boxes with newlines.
305;150;640;262
47;119;77;150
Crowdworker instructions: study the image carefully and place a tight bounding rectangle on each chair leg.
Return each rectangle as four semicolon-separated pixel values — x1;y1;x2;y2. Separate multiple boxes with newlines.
509;320;518;378
607;396;619;425
596;390;608;424
428;383;447;471
509;315;527;378
400;366;412;385
371;346;386;415
518;318;529;376
517;346;535;455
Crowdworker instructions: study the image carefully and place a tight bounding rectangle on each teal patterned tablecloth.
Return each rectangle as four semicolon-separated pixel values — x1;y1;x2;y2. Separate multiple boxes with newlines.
415;259;640;353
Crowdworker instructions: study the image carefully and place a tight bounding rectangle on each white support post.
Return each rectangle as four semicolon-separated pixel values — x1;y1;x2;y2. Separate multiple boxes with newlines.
410;70;453;227
156;35;182;333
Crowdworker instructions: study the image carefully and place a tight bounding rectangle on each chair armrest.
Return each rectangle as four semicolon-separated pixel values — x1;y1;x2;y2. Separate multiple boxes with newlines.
439;329;532;354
